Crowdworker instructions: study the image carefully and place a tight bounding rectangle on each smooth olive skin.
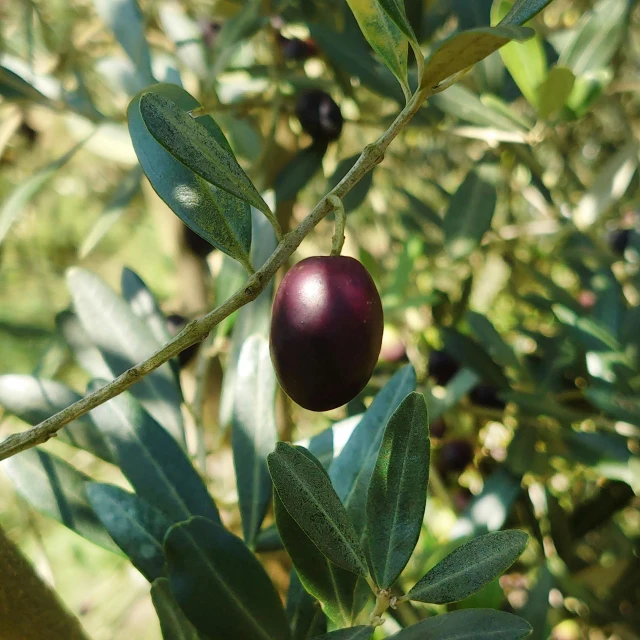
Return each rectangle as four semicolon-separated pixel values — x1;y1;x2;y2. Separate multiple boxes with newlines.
270;256;383;411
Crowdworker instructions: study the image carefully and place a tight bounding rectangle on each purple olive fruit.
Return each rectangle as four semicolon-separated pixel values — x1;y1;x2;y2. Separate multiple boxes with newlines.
438;438;474;474
270;256;383;411
295;90;343;143
428;349;459;386
469;384;506;410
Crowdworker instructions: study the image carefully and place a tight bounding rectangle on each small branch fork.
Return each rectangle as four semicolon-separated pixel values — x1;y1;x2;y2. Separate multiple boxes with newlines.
0;86;430;463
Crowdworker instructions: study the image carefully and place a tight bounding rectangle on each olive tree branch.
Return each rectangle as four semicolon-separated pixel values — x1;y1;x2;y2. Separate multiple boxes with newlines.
0;86;429;463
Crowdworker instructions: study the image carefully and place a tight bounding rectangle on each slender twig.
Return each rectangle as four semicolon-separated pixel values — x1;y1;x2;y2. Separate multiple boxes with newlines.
328;195;346;256
0;86;430;462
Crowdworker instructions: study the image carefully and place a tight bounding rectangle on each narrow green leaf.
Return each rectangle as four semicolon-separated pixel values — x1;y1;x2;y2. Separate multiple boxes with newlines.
451;468;522;539
127;83;252;269
584;389;640;427
492;0;546;108
268;443;368;576
87;482;172;581
0;64;56;105
420;26;533;91
274;493;364;627
274;142;327;204
377;0;419;44
346;0;410;95
312;627;375;640
158;3;207;79
426;368;482;422
218;208;277;430
121;267;174;349
442;328;508;388
366;392;430;588
330;365;417;507
164;516;290;640
0;375;112;463
498;0;554;26
388;609;532;639
56;310;113;380
139;91;273;221
67;267;185;445
0;140;84;246
2;449;118;552
537;66;575;119
443;168;497;260
574;140;639;229
151;577;201;640
407;530;528;603
467;312;524;375
559;0;629;76
286;570;327;639
92;0;154;82
88;387;220;525
79;166;143;258
232;335;278;548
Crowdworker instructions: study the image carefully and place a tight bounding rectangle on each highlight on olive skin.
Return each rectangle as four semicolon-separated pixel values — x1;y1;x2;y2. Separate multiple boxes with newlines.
269;256;383;412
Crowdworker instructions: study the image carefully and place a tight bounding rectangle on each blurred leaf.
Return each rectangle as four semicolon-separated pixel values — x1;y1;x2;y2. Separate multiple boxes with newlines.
2;449;118;552
88;387;220;525
87;482;172;581
0;140;85;247
498;0;555;26
564;68;612;118
158;2;207;79
407;530;528;603
366;392;430;588
274;492;363;627
559;0;630;76
330;365;417;532
421;26;533;91
275;142;327;204
401;189;443;230
387;609;532;639
0;64;56;106
574;140;639;229
377;0;419;44
219;208;277;430
328;154;374;212
426;368;482;421
121;268;174;349
151;577;201;640
268;443;368;576
127;83;253;270
432;84;525;131
79;166;143;258
312;628;374;640
286;571;327;639
93;0;154;83
518;565;554;640
67;267;185;444
451;468;522;539
164;516;290;640
492;0;546;108
537;66;575;119
56;310;113;380
139;91;273;222
345;0;410;94
0;375;112;463
505;391;588;424
443;168;497;260
584;389;640;427
232;335;277;548
442;328;508;388
308;24;405;104
467;312;524;375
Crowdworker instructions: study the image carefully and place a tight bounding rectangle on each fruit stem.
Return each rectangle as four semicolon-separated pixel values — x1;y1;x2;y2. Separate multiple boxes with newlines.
328;195;346;256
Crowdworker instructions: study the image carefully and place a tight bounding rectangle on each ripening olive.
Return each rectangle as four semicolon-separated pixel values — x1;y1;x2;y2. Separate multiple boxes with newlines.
437;438;474;474
269;256;383;411
468;384;506;410
295;90;343;143
428;349;459;386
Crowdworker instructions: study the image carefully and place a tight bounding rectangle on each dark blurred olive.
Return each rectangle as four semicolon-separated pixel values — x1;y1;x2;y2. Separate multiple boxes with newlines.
438;438;474;474
429;417;447;439
166;313;201;368
453;487;473;513
608;228;630;256
199;19;222;47
279;34;318;61
428;349;459;386
295;90;343;143
184;226;215;258
469;384;506;410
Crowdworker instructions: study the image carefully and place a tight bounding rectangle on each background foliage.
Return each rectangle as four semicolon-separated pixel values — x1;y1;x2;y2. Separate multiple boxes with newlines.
0;0;639;639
